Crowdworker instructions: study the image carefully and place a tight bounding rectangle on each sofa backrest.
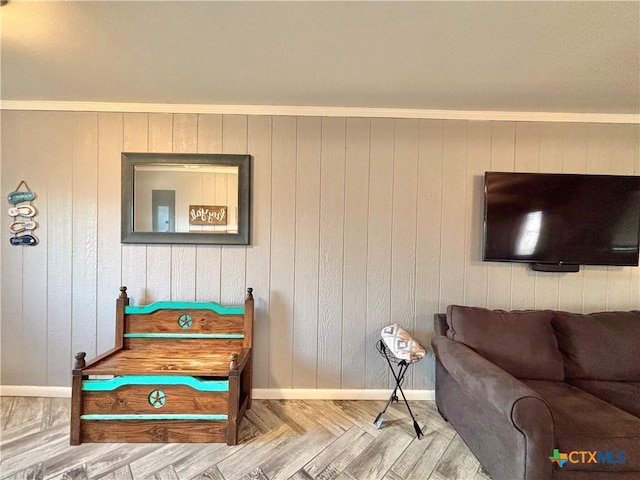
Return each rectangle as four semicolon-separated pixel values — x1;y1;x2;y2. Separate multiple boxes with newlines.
445;305;565;381
551;311;640;381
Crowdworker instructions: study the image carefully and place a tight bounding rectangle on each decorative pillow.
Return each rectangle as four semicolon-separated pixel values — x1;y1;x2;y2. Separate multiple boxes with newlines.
381;324;426;363
552;311;640;381
446;305;564;380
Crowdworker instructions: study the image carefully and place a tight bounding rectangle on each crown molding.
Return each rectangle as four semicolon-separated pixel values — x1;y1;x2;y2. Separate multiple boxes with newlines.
1;100;638;124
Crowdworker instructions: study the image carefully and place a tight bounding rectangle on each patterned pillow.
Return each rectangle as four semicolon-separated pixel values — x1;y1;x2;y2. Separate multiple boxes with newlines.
381;324;426;363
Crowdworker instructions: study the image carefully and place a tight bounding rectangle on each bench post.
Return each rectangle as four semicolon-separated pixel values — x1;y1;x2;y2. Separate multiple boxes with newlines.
70;352;86;445
227;355;240;446
243;288;254;408
115;286;129;349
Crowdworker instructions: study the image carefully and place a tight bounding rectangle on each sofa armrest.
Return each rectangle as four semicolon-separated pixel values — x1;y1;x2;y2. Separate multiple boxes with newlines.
432;335;555;480
433;335;547;419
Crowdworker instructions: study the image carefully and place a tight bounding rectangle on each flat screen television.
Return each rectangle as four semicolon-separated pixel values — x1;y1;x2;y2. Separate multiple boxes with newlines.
483;172;640;271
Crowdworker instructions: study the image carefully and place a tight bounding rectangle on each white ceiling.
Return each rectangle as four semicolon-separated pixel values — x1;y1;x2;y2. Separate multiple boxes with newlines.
1;1;639;114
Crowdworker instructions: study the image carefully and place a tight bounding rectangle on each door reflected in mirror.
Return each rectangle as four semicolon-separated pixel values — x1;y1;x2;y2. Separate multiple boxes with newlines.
151;189;175;232
122;153;250;245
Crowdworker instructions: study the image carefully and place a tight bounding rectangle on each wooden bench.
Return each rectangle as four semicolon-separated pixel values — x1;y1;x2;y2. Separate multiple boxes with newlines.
70;286;254;445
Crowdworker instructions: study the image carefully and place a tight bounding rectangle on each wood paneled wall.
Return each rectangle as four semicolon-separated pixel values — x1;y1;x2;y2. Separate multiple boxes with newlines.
1;111;639;390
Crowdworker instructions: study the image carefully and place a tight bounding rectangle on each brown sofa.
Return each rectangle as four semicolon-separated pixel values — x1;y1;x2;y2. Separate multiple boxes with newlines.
432;306;640;480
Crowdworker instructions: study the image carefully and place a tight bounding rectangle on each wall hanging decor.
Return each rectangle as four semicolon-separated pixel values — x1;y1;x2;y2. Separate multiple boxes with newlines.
7;180;38;246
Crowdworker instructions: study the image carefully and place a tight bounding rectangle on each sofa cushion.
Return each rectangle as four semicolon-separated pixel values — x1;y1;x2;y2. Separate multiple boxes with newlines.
523;380;640;473
552;311;640;381
568;379;640;418
446;305;564;380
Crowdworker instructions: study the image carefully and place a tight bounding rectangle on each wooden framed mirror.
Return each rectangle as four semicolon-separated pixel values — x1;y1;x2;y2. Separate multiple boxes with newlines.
121;153;251;245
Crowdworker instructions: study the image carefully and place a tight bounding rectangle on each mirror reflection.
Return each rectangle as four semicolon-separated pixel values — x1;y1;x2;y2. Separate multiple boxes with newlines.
133;164;239;234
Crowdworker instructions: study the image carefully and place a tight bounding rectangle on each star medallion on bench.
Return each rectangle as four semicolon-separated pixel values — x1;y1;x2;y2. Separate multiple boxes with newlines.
178;314;193;329
149;390;166;408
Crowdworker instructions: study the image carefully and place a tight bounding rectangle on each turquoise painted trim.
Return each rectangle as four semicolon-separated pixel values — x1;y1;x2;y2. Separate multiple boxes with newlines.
81;414;228;421
125;302;244;315
123;333;244;339
82;376;229;392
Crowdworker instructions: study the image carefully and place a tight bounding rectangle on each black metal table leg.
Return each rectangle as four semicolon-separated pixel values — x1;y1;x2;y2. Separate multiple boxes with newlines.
374;339;424;439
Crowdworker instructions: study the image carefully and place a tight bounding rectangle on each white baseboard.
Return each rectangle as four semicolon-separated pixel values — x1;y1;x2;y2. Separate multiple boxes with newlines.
253;389;435;401
0;386;73;397
0;385;435;401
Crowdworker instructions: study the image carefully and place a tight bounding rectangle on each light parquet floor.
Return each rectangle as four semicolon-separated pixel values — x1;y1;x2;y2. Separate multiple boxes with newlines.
0;397;490;480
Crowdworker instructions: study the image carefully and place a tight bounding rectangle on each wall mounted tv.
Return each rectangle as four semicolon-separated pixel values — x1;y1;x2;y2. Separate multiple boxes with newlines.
483;172;640;272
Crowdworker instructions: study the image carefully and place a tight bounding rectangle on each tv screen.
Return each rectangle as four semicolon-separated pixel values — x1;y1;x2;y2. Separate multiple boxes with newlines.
483;172;640;267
